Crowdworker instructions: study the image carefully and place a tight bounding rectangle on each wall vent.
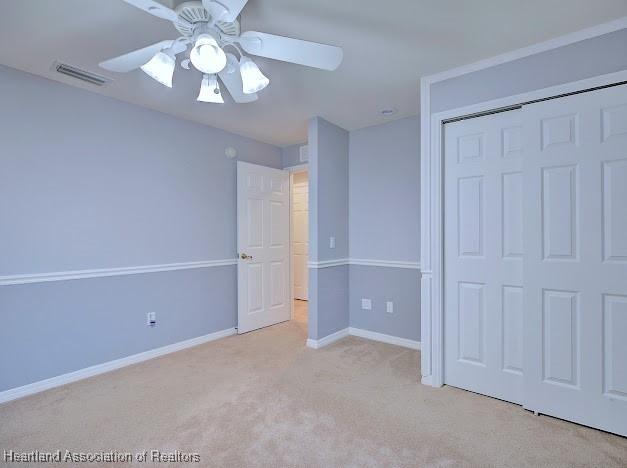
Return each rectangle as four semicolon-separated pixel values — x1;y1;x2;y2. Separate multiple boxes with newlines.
54;62;110;86
299;145;309;162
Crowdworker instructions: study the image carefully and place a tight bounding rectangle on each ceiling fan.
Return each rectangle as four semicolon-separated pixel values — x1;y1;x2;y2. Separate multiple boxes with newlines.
99;0;343;104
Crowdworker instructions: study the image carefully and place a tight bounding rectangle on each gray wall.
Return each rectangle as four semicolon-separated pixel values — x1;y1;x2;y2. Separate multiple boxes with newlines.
308;266;350;340
281;143;307;168
349;116;420;262
0;65;281;391
431;28;627;113
348;116;421;341
310;118;349;262
349;266;420;341
0;267;235;391
307;117;349;340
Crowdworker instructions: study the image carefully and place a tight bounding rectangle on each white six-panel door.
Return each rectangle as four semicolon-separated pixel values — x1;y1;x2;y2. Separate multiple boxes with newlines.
292;177;309;300
522;84;627;436
443;84;627;436
237;162;290;334
444;110;524;404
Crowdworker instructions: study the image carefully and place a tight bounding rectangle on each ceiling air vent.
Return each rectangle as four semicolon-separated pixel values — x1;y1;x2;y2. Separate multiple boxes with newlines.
54;62;110;86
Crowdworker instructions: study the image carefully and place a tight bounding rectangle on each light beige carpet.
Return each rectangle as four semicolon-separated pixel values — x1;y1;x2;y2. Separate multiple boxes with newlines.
1;302;626;468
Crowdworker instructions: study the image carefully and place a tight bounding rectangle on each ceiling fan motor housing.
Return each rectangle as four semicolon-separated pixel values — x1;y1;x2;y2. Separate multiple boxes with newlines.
174;1;240;38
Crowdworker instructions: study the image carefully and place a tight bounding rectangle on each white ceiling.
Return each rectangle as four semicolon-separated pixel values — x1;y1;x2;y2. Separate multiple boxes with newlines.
1;1;626;146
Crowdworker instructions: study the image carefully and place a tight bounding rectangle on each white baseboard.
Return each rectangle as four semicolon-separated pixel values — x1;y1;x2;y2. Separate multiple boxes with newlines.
349;327;421;350
306;327;420;351
306;327;350;349
0;327;236;404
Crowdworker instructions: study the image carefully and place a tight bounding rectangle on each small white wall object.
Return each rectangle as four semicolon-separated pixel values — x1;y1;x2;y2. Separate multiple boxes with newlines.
225;147;237;159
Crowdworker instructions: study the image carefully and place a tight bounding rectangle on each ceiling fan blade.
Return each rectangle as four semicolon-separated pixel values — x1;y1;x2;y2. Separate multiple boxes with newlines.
122;0;179;21
218;54;258;103
238;31;343;71
99;40;176;73
203;0;248;23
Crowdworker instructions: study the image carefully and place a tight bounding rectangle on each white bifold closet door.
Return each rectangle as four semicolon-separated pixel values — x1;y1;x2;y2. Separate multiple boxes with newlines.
444;110;525;404
444;83;627;437
523;84;627;436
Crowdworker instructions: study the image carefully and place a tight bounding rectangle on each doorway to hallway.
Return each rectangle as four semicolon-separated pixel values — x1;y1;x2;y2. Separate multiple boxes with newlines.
291;170;308;334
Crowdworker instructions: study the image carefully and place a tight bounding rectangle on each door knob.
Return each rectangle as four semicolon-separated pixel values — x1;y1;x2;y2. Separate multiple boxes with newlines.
240;253;253;260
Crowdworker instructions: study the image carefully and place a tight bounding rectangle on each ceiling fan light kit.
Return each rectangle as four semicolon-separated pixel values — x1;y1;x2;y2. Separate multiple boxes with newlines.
239;56;269;94
197;73;224;103
140;49;176;87
190;34;227;74
100;0;343;104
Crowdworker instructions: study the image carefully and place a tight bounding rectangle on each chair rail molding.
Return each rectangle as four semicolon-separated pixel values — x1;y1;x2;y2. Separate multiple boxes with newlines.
0;259;238;286
349;259;420;269
308;258;349;268
308;259;421;269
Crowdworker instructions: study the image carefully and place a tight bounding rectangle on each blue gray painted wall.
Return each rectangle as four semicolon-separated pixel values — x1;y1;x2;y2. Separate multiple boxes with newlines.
431;28;627;113
349;116;420;262
0;267;235;391
349;266;420;341
308;266;350;339
310;118;349;262
0;65;281;391
281;143;307;168
347;116;421;341
307;117;349;340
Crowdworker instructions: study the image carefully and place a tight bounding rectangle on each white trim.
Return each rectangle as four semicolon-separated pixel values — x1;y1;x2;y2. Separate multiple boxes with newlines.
421;375;433;386
0;259;237;286
349;259;420;270
289;171;295;320
349;327;421;350
306;327;349;349
0;327;236;404
423;16;627;84
284;163;308;172
308;258;349;269
433;69;627;124
307;258;421;269
421;69;627;388
306;327;421;350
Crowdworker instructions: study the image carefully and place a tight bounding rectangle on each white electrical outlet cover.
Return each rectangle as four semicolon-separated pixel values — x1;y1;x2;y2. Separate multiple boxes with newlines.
361;298;372;310
386;301;394;314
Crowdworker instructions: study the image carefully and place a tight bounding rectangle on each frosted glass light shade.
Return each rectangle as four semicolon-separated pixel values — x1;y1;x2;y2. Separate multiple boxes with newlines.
190;34;227;74
197;74;224;103
140;51;175;88
240;57;269;94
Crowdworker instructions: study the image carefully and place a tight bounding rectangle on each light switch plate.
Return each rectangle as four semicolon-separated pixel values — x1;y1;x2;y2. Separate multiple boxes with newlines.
147;312;156;326
361;298;372;310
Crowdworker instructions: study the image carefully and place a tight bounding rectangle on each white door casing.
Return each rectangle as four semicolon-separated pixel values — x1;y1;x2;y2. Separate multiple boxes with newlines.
237;162;290;334
522;84;627;436
292;175;309;300
444;110;524;404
